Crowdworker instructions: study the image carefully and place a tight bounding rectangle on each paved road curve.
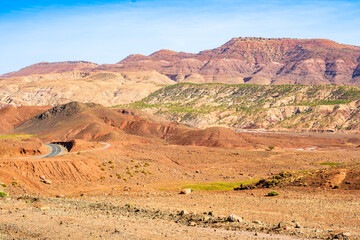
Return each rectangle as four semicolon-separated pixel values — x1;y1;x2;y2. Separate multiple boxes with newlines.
42;143;63;158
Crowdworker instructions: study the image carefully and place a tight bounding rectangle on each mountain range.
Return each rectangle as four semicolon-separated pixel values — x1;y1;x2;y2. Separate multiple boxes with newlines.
1;37;360;108
2;37;360;86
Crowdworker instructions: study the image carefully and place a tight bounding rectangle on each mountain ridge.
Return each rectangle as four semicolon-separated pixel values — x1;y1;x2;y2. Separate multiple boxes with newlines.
2;37;360;86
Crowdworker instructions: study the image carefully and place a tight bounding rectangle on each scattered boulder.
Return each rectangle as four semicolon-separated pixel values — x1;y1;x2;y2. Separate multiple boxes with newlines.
189;221;197;226
43;179;52;185
39;175;46;180
334;232;351;239
227;214;242;222
179;188;192;195
179;210;189;216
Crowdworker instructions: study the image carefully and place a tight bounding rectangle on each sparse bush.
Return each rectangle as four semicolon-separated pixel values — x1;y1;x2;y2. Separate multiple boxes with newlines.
267;190;280;196
144;163;150;167
333;185;340;189
134;164;140;169
126;171;134;177
108;161;113;164
12;181;18;186
125;203;133;208
110;166;115;169
0;192;8;197
268;145;275;151
1;183;7;188
319;162;340;167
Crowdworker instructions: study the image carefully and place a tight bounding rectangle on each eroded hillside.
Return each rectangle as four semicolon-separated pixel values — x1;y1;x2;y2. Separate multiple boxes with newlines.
0;70;174;107
123;83;360;132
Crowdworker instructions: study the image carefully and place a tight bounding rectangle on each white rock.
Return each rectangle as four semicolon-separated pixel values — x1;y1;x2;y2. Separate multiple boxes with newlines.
180;188;192;194
227;214;242;222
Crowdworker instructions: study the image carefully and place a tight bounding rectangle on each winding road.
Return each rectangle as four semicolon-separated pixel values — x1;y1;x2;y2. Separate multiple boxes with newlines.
42;143;64;158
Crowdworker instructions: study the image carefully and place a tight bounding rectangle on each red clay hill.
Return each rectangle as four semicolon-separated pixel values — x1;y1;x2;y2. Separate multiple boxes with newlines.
12;101;359;150
0;105;52;133
2;37;360;86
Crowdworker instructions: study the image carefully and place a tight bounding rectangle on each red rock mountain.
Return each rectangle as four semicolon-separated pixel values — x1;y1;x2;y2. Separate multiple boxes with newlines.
2;37;360;85
117;38;360;85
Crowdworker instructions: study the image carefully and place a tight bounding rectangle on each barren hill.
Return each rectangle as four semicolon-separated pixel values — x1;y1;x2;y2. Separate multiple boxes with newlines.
0;105;52;133
0;70;174;107
2;61;99;78
14;101;190;142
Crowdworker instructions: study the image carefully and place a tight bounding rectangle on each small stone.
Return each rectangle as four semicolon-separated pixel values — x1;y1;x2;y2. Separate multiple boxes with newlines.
253;220;262;224
179;188;192;195
227;214;242;222
39;175;46;180
56;194;65;198
33;204;50;210
278;221;288;228
295;223;302;228
179;210;189;216
43;179;52;185
334;232;351;238
189;221;196;226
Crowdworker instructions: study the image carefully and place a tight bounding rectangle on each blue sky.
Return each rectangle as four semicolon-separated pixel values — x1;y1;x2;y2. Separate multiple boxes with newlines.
1;0;360;74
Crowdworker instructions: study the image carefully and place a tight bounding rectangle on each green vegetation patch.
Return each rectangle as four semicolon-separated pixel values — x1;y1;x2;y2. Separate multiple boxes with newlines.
267;190;280;196
182;179;259;191
0;134;35;140
319;162;341;167
0;191;8;197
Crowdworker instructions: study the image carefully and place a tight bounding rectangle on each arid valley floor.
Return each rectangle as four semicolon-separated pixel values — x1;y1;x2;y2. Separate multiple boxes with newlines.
0;102;359;240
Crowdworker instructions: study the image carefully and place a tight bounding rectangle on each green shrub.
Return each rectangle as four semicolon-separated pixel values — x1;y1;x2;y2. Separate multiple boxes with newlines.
267;190;280;196
0;192;8;197
319;162;340;167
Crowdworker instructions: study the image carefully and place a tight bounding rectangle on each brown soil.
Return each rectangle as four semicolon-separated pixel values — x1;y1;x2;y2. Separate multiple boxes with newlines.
1;103;360;239
0;138;47;157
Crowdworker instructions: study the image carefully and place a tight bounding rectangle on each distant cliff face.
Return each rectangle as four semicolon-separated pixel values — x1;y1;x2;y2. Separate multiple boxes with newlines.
117;37;360;86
